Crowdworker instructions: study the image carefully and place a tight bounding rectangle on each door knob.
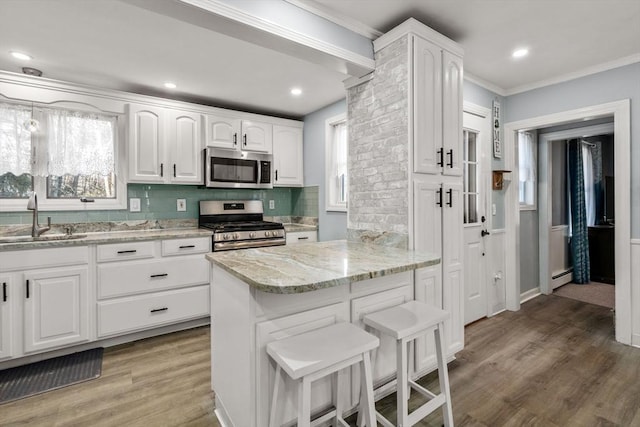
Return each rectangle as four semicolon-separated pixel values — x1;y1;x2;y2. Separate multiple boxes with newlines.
481;229;491;237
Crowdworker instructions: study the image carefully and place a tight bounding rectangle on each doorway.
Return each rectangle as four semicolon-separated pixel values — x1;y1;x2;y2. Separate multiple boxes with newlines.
503;100;631;345
462;103;492;325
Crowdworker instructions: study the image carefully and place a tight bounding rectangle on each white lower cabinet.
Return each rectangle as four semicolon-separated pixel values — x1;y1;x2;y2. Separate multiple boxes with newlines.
23;266;90;353
96;237;211;338
0;274;14;360
97;285;209;337
285;230;317;244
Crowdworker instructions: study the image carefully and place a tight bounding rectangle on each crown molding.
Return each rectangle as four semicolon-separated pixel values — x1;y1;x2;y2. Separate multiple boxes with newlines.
504;53;640;96
374;18;463;57
464;73;507;97
283;0;383;40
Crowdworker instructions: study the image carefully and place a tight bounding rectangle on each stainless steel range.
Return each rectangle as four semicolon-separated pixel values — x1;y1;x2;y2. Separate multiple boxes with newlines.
199;200;285;251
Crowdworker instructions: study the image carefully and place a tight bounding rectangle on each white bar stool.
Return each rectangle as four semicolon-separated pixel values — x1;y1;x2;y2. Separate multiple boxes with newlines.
266;322;380;427
361;300;454;427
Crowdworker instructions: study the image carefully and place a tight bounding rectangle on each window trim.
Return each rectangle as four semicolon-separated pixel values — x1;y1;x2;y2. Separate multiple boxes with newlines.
325;113;348;213
0;101;127;212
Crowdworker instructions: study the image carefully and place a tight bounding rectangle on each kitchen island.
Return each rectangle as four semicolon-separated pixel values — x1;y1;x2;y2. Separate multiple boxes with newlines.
206;240;440;427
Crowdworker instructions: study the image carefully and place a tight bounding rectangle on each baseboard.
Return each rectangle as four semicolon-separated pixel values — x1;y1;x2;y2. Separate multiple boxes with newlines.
520;288;541;304
632;334;640;348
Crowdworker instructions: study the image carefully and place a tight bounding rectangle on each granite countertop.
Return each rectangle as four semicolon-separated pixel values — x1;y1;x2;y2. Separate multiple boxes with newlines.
0;228;212;251
206;240;439;294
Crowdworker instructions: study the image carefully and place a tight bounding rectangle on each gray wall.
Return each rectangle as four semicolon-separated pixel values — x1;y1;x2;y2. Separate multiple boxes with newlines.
303;99;348;241
505;62;640;238
463;80;507;229
519;209;540;293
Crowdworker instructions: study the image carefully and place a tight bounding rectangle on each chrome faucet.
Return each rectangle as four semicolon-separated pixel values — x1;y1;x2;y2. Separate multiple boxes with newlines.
26;193;51;238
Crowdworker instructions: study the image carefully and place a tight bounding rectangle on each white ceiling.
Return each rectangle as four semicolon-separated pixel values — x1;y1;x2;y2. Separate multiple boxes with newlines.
0;0;638;119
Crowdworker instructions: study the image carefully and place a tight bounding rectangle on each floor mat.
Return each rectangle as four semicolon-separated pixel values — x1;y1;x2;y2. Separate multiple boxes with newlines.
553;282;615;309
0;347;103;404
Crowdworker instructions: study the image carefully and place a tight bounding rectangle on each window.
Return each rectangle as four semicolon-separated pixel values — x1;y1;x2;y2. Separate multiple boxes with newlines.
518;131;536;209
325;113;348;212
0;102;125;211
463;129;479;224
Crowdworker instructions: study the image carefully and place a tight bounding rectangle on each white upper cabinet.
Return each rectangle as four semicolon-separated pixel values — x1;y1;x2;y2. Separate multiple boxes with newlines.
128;104;165;183
413;36;463;177
273;125;303;187
205;116;273;153
205;114;241;150
166;110;202;184
240;120;272;153
128;103;203;184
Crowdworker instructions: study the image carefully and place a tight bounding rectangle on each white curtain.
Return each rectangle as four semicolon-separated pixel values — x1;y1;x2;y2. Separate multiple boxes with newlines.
582;142;595;226
0;103;33;176
518;131;536;205
45;108;115;176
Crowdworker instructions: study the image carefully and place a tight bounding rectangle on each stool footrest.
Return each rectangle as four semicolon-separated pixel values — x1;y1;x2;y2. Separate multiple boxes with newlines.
408;394;446;426
408;379;437;400
310;410;349;427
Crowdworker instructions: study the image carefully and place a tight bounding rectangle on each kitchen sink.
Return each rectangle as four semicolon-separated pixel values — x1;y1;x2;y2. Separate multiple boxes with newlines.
0;234;87;244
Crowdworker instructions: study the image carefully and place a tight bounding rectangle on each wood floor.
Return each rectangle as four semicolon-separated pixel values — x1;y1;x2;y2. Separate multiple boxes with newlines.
2;295;639;426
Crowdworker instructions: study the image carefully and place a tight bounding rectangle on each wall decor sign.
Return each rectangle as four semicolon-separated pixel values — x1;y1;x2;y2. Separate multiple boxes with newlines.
492;99;502;159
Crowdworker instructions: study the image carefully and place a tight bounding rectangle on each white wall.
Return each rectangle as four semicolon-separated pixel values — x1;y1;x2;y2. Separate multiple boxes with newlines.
303;99;348;241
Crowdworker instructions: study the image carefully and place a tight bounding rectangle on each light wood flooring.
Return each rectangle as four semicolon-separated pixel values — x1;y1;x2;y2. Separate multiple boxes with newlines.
2;295;639;426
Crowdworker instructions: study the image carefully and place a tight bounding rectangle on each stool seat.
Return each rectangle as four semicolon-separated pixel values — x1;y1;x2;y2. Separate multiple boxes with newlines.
267;322;380;379
363;300;449;339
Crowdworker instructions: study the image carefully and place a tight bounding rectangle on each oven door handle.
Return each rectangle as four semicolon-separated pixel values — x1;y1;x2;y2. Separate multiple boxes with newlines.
214;238;286;251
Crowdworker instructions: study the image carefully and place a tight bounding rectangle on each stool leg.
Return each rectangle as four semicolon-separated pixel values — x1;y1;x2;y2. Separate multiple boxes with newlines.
360;352;376;427
334;368;345;424
407;339;414;399
435;323;454;427
298;376;312;427
397;338;409;427
269;364;283;427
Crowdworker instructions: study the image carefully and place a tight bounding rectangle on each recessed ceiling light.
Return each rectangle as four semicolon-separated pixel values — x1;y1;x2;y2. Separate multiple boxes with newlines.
290;87;302;96
512;48;529;58
164;82;177;89
10;51;32;61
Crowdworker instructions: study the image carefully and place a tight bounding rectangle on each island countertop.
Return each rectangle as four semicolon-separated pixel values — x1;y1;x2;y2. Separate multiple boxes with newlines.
205;240;440;294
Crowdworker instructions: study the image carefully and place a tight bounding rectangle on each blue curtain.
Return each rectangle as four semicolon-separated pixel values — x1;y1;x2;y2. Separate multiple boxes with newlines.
568;139;590;283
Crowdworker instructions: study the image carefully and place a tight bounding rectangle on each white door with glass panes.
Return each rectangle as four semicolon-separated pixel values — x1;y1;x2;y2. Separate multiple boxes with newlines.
463;109;491;325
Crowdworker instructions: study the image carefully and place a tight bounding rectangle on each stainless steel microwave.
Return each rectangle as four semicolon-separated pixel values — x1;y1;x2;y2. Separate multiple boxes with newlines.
204;147;273;189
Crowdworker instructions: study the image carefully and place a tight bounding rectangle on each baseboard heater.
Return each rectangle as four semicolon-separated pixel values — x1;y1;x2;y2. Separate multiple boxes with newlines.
552;268;573;280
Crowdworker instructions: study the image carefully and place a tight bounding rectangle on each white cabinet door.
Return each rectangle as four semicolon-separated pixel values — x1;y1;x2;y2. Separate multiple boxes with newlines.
205;114;241;149
413;266;442;373
442;181;464;354
23;266;89;353
0;274;13;360
413;178;443;255
167;110;202;184
241;120;272;153
255;302;349;426
128;103;166;183
273;125;303;187
442;51;464;177
413;36;443;175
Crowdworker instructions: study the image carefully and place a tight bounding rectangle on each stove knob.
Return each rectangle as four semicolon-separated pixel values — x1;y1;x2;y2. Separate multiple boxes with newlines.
249;232;256;238
233;233;239;240
223;234;230;240
264;231;271;237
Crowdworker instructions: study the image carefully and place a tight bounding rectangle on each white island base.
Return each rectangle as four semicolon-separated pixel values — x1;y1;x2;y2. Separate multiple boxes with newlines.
211;268;455;426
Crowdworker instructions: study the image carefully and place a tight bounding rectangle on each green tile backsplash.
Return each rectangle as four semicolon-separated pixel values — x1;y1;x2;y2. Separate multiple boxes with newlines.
0;184;318;225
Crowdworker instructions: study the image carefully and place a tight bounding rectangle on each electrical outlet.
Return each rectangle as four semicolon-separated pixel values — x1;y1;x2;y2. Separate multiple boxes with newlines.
269;200;275;209
177;199;186;212
129;198;140;212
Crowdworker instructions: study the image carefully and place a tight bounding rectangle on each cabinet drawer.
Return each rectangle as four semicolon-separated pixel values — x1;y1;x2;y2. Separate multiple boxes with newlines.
285;230;317;244
97;285;209;337
162;237;210;256
97;241;156;262
0;246;88;272
97;256;209;299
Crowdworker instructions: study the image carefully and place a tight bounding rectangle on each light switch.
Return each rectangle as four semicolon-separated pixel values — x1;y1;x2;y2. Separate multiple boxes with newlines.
492;203;497;215
129;198;141;212
177;199;186;212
